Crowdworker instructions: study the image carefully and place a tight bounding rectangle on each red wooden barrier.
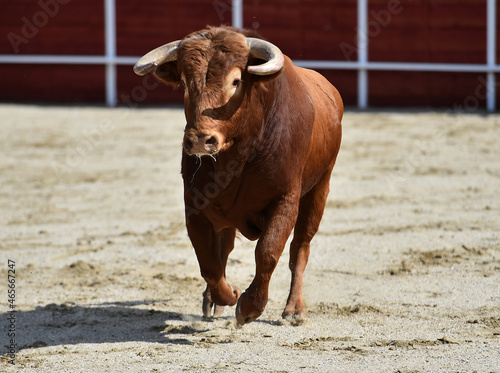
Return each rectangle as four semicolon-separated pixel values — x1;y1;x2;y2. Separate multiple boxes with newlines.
0;0;497;108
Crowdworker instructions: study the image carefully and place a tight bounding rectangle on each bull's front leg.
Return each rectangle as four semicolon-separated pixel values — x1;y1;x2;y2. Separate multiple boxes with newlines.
236;193;300;325
186;210;239;318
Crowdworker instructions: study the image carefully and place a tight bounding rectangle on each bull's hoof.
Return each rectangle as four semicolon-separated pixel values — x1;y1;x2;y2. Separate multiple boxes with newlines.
235;302;255;325
282;312;308;326
202;285;240;319
202;298;226;319
282;297;307;319
235;292;264;325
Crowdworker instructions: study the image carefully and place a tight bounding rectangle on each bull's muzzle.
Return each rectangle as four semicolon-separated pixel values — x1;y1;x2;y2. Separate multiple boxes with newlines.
183;131;220;156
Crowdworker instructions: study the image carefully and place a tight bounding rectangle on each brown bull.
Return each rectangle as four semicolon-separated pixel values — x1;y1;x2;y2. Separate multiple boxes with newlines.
134;26;342;325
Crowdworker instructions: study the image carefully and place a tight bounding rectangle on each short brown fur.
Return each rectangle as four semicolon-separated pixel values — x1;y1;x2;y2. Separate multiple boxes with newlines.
150;26;342;324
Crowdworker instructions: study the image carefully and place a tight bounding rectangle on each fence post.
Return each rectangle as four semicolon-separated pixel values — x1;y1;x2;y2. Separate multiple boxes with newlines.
232;0;243;29
357;0;368;109
487;0;496;112
105;0;117;107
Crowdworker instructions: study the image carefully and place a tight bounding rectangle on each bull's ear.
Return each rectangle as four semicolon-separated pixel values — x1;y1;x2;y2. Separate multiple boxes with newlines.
154;61;181;86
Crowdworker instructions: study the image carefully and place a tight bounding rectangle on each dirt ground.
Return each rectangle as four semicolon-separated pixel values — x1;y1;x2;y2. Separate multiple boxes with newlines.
0;104;499;372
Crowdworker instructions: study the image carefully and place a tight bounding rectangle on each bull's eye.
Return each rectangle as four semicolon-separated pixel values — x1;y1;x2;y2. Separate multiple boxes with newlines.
224;68;242;100
181;80;186;88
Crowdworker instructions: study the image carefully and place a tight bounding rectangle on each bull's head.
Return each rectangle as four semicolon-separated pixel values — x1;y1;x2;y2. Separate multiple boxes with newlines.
134;27;284;156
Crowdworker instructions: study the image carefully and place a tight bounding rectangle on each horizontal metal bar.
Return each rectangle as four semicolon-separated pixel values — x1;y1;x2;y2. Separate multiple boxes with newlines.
369;61;500;73
0;55;109;64
115;56;142;65
0;55;139;65
1;54;499;73
295;60;500;73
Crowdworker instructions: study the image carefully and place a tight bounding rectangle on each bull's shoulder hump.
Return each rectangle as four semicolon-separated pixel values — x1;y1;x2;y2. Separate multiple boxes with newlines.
291;64;343;118
292;65;335;94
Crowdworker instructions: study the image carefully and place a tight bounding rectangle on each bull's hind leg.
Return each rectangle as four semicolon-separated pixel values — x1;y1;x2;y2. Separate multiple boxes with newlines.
283;168;333;318
236;191;300;325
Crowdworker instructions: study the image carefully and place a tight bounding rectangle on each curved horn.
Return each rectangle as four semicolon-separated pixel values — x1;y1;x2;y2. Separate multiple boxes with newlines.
133;40;181;76
245;38;285;76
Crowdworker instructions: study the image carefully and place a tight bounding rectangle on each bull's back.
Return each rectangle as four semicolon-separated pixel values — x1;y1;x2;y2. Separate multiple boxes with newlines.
293;65;343;194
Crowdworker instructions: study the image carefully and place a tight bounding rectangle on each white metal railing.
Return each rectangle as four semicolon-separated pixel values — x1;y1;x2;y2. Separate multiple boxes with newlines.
486;0;497;111
0;0;497;111
232;0;243;29
357;0;368;109
104;0;117;106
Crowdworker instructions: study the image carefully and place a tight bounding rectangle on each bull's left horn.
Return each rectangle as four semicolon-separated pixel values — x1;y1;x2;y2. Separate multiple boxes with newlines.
246;38;285;76
133;40;181;76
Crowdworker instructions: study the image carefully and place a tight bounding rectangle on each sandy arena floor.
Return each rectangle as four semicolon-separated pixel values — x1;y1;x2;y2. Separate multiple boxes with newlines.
0;104;499;372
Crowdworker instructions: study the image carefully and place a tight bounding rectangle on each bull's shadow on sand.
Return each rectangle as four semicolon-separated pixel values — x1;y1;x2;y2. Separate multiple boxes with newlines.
1;301;216;352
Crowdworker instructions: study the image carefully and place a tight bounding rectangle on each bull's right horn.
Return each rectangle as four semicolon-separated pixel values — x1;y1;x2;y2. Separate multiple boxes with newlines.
133;40;181;76
246;38;285;76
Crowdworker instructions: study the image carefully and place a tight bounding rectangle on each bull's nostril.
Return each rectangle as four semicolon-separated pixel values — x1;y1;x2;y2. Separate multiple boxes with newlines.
205;136;218;153
206;136;218;147
184;137;194;150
